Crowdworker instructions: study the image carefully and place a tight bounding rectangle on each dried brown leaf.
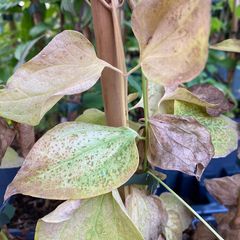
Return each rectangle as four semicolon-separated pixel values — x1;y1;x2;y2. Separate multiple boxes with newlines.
132;0;210;87
148;114;214;179
125;187;165;240
189;84;234;116
15;123;35;158
0;118;15;164
215;208;240;240
205;174;240;206
193;223;217;240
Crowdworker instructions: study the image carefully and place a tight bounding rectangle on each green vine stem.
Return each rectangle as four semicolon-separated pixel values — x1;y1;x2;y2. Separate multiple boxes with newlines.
147;171;224;240
142;74;149;171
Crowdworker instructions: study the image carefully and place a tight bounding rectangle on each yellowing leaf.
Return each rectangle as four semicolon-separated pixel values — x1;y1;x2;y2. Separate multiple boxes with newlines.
5;122;139;200
159;192;192;240
0;118;15;164
132;0;210;87
75;108;106;125
126;187;164;240
160;87;216;114
130;81;165;116
0;30;113;126
174;100;238;158
148;114;214;179
0;147;24;169
205;174;240;206
210;39;240;52
161;85;233;116
35;190;144;240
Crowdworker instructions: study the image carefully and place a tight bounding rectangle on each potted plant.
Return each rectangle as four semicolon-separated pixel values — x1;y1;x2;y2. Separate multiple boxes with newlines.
0;0;239;239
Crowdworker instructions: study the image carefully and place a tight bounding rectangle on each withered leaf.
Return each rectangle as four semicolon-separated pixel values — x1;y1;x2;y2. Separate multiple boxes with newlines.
193;223;217;240
210;39;240;53
148;114;214;179
132;0;210;87
0;118;15;164
15;123;35;158
159;192;192;240
125;187;165;240
215;208;240;240
189;84;233;117
174;101;238;158
0;30;114;126
205;174;240;206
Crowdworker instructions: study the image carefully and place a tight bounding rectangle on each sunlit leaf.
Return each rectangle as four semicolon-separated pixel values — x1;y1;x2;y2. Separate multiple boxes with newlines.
132;0;210;87
174;100;238;158
205;174;240;206
159;192;192;240
35;190;144;240
0;30;114;126
5;122;139;200
148;114;214;179
0;147;24;169
0;118;15;164
126;187;164;240
0;230;8;240
210;39;240;52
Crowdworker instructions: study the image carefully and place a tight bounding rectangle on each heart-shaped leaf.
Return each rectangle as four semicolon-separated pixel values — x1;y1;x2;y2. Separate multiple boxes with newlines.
0;118;15;164
205;174;240;206
1;147;24;169
174;100;238;158
132;0;210;87
210;39;240;52
159;192;192;240
0;30;114;126
160;84;232;116
35;190;144;240
125;187;164;240
148;114;214;179
5;122;139;200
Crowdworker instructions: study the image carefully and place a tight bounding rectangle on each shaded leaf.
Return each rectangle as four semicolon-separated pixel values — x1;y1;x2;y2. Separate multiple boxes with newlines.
0;30;113;126
215;208;240;240
0;147;24;169
0;118;15;164
148;114;214;179
205;174;240;206
130;81;165;116
159;192;192;240
15;123;35;158
5;122;139;200
75;108;106;125
160;85;232;116
35;190;144;240
193;223;217;240
125;187;164;240
132;0;210;87
174;100;238;158
189;84;234;117
210;39;240;53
